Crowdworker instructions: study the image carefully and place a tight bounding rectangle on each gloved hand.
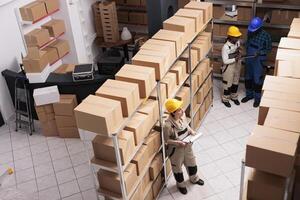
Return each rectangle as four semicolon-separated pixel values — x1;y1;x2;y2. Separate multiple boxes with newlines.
235;52;242;61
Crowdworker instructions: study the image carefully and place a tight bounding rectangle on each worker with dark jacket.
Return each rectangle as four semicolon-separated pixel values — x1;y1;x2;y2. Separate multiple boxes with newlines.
221;26;242;108
241;17;272;107
163;99;204;195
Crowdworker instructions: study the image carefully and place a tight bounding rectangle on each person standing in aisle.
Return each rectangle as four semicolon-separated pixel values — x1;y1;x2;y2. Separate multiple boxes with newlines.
221;26;242;108
241;17;272;107
163;99;204;195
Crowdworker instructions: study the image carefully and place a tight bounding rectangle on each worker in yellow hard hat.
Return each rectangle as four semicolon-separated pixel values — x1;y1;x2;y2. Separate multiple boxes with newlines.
221;26;242;108
163;99;204;195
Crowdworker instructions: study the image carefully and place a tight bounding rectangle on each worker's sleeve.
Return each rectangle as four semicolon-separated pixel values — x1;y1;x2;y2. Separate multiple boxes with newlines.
222;44;236;65
260;34;272;55
163;122;179;146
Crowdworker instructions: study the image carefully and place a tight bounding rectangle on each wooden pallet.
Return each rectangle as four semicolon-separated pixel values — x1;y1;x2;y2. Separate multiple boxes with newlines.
99;1;119;43
92;2;103;37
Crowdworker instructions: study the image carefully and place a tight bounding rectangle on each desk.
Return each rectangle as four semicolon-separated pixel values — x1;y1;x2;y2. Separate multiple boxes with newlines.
94;36;135;61
2;69;113;120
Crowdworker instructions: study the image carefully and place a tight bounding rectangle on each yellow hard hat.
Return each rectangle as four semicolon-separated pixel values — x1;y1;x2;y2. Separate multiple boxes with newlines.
227;26;242;37
165;99;183;113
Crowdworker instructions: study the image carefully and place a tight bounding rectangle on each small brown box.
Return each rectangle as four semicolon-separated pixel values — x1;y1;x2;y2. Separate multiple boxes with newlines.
55;115;77;128
175;8;204;32
22;50;49;73
48;39;70;57
40;119;58;137
176;86;190;109
44;46;59;64
161;73;177;98
92;130;135;165
98;163;138;195
149;153;163;180
57;127;79;138
53;95;78;116
96;79;140;117
152;174;162;198
125;112;149;145
42;19;65;37
25;29;51;47
170;61;187;85
184;1;213;23
141;171;152;192
38;0;59;14
19;1;47;22
138;99;159;134
143;130;161;157
131;145;149;176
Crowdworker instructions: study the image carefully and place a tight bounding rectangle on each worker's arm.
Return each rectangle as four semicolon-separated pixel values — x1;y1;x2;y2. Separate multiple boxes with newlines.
260;33;272;55
163;122;186;146
222;44;236;65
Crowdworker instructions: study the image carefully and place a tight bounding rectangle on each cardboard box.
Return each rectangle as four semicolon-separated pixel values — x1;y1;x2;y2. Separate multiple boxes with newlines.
143;130;161;157
247;169;286;200
175;86;190;110
48;39;70;58
288;26;300;39
140;43;175;68
92;130;135;165
197;87;205;104
264;108;300;134
117;10;129;23
199;31;212;44
131;145;149;176
131;53;166;80
144;189;154;200
42;19;65;37
35;104;55;122
33;86;59;106
279;37;300;51
275;60;300;79
54;64;75;74
175;8;204;32
152;29;184;57
152;174;162;198
245;134;297;177
115;64;156;98
19;1;47;22
25;29;50;47
141;171;152;193
23;51;49;73
40;119;58;137
263;76;300;95
138;99;159;133
98;163;138;195
194;59;210;86
180;49;198;72
57;127;79;138
96;79;140;117
55;115;76;128
53;95;77;116
184;1;213;23
149;153;163;180
163;16;196;45
125;112;149;145
170;61;187;85
44;46;59;64
126;0;141;6
143;39;176;61
149;83;167;105
191;43;205;64
129;12;147;25
137;49;169;71
130;183;142;200
161;73;177;98
74;95;123;135
38;0;59;14
276;48;300;62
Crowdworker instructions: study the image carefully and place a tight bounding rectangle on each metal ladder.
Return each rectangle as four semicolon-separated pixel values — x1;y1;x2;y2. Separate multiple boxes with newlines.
14;76;34;135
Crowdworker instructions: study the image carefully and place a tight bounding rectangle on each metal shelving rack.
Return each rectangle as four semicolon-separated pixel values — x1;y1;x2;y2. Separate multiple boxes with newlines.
81;18;214;200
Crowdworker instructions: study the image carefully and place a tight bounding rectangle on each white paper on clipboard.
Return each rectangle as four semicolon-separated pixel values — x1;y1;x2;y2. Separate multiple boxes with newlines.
182;132;203;143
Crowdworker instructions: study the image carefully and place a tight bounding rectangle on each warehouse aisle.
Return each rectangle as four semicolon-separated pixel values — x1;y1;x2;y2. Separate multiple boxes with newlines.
0;79;258;200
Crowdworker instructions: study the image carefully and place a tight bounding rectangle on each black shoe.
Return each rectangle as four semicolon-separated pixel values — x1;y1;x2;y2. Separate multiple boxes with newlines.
241;96;253;103
222;101;231;108
232;99;240;105
253;101;260;108
178;187;188;195
194;179;205;186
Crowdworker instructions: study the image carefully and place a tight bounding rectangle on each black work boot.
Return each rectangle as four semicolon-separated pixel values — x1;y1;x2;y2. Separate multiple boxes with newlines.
232;99;240;105
241;96;253;103
178;187;188;195
222;101;231;108
194;179;205;186
253;101;260;108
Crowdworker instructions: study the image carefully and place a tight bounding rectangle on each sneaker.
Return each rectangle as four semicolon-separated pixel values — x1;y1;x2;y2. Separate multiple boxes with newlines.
241;96;253;103
253;101;260;108
222;101;231;108
194;179;205;186
232;99;240;105
178;187;188;195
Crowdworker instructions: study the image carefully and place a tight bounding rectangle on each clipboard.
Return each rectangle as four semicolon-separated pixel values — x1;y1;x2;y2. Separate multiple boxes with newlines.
181;132;203;143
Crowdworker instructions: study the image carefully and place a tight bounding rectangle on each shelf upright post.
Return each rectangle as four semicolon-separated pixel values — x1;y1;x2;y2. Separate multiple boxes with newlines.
112;133;128;200
188;42;194;128
239;159;246;200
210;19;214;104
157;82;168;186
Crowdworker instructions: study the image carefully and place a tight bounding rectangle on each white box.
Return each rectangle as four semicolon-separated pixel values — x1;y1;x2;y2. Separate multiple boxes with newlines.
26;64;51;83
33;85;59;106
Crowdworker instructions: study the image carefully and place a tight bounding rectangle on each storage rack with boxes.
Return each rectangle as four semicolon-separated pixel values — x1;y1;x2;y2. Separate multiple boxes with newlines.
238;18;300;200
76;1;214;199
15;0;71;83
204;0;300;78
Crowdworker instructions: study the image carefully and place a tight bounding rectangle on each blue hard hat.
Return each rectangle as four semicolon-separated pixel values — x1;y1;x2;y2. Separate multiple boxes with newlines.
248;17;263;32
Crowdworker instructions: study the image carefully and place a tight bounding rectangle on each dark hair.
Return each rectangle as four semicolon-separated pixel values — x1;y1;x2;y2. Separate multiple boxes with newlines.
171;112;175;117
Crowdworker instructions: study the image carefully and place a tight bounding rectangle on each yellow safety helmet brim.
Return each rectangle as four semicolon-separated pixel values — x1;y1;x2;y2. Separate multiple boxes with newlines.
227;26;242;37
165;99;183;113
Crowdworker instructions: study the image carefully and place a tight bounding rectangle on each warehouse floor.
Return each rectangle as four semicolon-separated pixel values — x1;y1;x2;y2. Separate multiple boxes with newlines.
0;79;258;200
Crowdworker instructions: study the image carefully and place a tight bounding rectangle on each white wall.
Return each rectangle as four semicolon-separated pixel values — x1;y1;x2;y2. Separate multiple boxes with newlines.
0;0;97;121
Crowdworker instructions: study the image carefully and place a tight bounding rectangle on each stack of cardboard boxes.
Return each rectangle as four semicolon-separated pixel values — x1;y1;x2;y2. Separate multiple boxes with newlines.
244;18;300;200
74;1;213;199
